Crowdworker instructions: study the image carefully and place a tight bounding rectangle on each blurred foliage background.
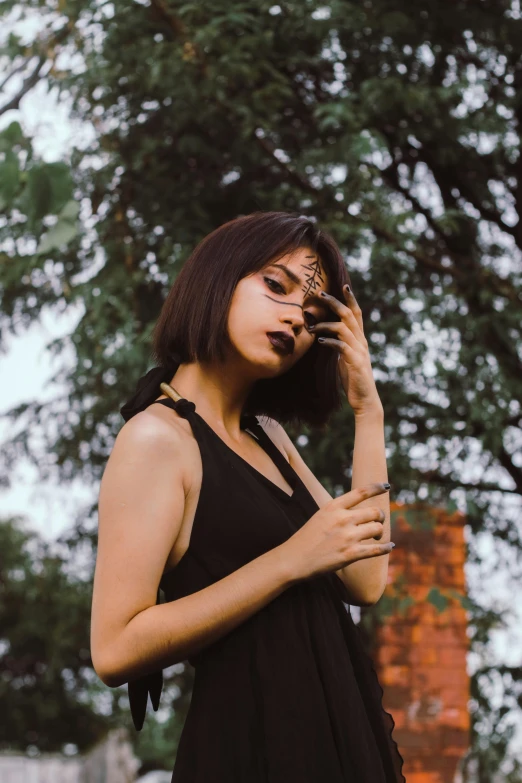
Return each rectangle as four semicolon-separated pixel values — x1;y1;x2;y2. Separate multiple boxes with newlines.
0;0;521;779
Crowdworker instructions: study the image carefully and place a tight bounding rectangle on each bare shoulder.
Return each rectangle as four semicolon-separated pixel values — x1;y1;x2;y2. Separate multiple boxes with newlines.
121;399;193;441
114;401;196;494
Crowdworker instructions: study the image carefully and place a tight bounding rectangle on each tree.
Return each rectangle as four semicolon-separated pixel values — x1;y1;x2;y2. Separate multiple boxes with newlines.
1;0;521;776
0;514;106;752
0;513;193;771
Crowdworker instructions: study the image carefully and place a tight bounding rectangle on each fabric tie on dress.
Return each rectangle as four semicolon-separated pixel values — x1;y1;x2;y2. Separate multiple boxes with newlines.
127;587;164;731
120;352;182;422
175;399;196;416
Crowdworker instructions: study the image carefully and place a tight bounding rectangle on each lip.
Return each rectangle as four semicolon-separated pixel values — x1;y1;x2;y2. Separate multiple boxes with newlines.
267;331;295;356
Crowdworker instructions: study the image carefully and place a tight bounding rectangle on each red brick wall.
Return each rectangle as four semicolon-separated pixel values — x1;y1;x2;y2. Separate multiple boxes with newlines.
371;502;471;783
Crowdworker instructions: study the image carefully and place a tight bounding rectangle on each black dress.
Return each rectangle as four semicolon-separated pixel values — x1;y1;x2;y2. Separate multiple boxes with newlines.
127;395;406;782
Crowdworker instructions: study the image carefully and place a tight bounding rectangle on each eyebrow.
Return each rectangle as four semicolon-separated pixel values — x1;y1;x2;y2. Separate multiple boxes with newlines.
267;263;327;306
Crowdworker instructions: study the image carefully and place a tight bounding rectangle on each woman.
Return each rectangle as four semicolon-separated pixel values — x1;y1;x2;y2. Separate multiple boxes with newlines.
90;211;405;782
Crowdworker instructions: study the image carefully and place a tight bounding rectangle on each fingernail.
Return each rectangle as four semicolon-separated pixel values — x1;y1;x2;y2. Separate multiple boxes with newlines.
318;337;325;342
383;482;391;489
344;284;351;293
390;543;396;548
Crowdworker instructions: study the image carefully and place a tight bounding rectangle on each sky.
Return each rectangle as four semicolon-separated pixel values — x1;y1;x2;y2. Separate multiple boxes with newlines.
0;306;94;540
0;9;98;540
1;5;521;765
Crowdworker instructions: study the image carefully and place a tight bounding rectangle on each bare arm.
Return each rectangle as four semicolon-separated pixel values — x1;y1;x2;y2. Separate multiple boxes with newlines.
90;411;296;689
344;406;390;603
103;545;294;687
266;413;389;606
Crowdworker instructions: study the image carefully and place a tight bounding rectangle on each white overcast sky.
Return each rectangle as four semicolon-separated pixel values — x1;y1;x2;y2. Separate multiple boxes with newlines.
0;7;96;540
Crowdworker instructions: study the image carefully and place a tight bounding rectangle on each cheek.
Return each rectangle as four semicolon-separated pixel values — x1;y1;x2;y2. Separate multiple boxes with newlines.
226;283;265;338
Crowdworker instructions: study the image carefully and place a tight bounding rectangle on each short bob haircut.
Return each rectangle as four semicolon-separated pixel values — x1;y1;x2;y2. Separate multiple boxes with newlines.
152;211;351;429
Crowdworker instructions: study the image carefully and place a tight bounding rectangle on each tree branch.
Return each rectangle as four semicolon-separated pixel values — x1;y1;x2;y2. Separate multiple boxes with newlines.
0;56;47;117
0;57;33;94
253;134;320;194
0;24;72;118
386;172;448;241
411;467;519;496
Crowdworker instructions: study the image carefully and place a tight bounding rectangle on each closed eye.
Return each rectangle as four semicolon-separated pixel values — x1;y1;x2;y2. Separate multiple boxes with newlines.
263;277;319;327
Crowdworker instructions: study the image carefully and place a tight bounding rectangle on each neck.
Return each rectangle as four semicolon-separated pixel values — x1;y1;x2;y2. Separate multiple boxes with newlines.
167;358;257;439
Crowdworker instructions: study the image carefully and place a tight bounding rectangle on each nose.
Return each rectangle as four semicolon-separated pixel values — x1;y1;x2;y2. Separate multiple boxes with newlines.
282;310;306;337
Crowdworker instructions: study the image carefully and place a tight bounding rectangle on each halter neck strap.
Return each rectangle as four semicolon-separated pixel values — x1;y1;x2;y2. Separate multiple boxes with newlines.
120;353;182;422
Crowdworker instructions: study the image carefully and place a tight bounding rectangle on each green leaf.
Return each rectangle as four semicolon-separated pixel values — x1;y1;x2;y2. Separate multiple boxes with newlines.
45;162;75;214
426;587;450;613
58;199;80;221
36;220;78;254
0;120;24;152
445;498;459;514
0;150;20;207
397;595;416;616
25;165;53;224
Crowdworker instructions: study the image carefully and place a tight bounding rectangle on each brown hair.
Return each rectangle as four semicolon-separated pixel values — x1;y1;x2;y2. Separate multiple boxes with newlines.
152;211;351;429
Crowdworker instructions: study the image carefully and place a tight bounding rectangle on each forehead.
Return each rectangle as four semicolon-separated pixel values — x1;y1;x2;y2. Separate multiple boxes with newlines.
266;248;329;296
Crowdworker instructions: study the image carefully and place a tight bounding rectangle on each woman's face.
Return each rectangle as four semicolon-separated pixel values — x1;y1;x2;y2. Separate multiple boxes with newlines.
226;247;330;376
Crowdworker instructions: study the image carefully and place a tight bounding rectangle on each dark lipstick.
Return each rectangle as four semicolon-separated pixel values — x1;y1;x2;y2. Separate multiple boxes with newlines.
267;331;295;355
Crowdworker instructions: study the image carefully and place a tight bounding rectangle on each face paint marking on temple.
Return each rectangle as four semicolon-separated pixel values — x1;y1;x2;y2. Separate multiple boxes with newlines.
301;255;325;298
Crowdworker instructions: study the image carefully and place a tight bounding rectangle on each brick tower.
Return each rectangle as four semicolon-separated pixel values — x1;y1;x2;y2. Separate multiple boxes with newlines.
368;502;471;783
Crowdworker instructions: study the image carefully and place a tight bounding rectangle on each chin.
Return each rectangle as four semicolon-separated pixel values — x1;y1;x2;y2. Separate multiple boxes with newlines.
231;337;294;376
265;348;298;376
241;348;289;378
257;355;286;377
